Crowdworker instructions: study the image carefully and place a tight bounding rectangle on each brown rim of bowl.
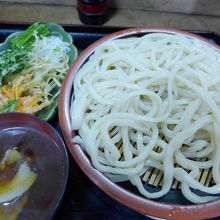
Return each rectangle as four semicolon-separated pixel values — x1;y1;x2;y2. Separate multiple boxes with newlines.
58;27;220;220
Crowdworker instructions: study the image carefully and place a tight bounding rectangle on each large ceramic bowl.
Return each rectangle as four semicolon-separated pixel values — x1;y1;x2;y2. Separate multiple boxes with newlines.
0;112;69;220
58;27;220;220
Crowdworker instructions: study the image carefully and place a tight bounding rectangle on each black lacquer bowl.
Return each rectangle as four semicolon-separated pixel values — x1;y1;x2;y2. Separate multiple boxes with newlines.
0;112;69;220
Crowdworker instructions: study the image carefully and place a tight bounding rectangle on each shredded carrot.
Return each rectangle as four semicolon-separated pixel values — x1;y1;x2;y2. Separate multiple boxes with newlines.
0;72;51;114
2;86;13;99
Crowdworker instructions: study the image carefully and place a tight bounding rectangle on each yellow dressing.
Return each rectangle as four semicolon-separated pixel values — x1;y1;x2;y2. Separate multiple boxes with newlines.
0;162;37;203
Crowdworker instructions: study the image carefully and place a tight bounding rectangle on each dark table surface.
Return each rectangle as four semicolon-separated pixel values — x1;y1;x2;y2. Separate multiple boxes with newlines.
1;23;220;220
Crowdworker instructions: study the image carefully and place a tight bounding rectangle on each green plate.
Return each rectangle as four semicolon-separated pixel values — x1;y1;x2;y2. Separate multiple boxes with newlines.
0;23;78;121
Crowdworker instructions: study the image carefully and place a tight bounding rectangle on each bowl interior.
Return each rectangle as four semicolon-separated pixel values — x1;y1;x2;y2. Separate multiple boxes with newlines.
59;28;220;220
0;113;68;220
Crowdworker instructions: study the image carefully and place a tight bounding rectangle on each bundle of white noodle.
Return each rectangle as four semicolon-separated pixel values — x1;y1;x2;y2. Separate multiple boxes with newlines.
70;32;220;203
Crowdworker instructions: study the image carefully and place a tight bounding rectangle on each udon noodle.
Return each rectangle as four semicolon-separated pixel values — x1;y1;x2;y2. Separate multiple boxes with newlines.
70;32;220;203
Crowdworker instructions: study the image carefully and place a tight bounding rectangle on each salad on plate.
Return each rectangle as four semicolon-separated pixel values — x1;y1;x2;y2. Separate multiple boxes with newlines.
0;22;77;120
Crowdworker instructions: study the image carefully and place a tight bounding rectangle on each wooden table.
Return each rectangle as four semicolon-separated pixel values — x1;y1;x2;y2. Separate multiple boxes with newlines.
0;2;220;33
